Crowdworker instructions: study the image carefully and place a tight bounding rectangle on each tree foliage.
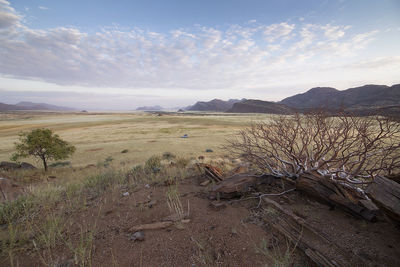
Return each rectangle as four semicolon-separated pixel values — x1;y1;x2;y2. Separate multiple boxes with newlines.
11;128;76;171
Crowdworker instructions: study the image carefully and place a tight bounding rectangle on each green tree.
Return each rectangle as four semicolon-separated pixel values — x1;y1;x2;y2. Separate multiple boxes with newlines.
11;128;76;171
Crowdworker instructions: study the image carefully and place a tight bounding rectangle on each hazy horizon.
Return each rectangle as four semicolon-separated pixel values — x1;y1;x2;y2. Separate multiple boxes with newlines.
1;0;399;110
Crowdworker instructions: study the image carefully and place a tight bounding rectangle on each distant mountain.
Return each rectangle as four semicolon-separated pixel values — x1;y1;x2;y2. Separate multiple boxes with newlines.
0;101;75;112
15;101;76;111
136;105;163;111
280;84;400;109
227;99;293;114
187;99;242;112
0;102;29;111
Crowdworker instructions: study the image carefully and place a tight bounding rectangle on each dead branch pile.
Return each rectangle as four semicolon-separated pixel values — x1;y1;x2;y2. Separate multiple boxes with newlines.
222;111;400;222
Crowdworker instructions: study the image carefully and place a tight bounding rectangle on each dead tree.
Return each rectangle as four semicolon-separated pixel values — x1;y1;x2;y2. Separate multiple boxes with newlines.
225;110;400;221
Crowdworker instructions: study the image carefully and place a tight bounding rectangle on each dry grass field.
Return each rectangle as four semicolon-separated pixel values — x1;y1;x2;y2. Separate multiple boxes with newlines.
0;111;269;168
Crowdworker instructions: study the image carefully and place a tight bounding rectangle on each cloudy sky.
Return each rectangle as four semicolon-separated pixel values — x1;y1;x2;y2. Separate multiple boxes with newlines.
0;0;399;110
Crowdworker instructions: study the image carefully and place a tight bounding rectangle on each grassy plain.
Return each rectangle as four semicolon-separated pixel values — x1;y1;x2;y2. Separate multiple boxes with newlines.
0;111;270;168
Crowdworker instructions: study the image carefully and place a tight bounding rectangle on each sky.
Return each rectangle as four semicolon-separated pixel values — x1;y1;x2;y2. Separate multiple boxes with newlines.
0;0;399;110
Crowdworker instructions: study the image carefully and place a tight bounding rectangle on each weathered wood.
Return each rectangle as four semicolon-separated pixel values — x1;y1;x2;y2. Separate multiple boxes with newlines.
261;197;368;267
366;176;400;223
296;173;379;221
209;173;280;199
129;219;190;232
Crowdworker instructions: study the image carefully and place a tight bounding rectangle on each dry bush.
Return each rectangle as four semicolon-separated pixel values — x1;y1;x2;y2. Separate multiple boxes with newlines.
226;110;400;185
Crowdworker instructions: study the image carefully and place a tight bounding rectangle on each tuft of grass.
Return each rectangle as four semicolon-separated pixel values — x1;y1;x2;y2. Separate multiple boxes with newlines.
49;161;71;168
121;149;129;153
255;238;297;267
144;155;162;174
84;170;124;196
166;185;184;221
0;196;35;225
64;225;96;267
175;157;190;168
162;151;176;160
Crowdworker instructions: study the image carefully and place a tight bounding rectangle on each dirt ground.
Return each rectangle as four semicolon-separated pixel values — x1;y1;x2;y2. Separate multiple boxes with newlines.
11;175;400;267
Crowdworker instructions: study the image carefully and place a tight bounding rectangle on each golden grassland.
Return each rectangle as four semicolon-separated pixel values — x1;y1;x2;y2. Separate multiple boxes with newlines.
0;111;270;168
0;111;276;266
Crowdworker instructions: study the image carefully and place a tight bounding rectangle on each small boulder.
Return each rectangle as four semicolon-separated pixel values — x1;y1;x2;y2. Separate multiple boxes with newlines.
0;161;20;171
130;231;145;241
20;162;36;170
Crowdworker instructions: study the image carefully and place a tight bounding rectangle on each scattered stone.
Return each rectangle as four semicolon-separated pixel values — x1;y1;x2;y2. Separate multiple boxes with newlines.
145;184;150;188
122;192;130;196
130;231;145;241
147;199;157;208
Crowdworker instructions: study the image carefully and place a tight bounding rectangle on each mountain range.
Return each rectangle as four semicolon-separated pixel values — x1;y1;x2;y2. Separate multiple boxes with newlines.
0;101;76;112
1;84;399;115
186;99;243;112
187;84;400;115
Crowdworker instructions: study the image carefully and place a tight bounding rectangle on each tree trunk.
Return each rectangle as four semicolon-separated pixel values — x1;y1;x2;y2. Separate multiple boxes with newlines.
42;157;48;172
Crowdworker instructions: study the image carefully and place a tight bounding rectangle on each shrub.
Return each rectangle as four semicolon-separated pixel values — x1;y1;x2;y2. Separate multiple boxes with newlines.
175;157;190;168
121;149;129;153
144;155;162;174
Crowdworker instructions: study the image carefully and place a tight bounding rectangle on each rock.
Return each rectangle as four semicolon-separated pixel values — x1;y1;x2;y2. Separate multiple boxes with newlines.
0;161;21;171
130;231;145;241
147;199;157;208
205;149;213;153
122;192;130;196
20;162;36;170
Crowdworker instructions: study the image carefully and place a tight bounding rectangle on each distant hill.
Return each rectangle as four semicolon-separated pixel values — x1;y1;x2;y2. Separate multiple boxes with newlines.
15;101;75;111
227;99;293;114
280;84;400;109
0;101;75;112
187;99;242;112
136;105;163;111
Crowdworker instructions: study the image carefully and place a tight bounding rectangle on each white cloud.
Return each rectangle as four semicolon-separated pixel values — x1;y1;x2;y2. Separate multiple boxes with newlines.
262;22;295;42
38;6;49;10
0;0;397;101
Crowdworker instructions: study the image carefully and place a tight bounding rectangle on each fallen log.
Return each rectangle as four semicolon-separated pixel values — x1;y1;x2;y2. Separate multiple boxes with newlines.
296;173;379;221
366;176;400;223
260;197;368;267
209;173;280;199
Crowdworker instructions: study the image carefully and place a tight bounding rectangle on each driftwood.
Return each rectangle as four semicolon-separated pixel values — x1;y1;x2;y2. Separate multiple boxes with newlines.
261;197;368;267
196;163;223;182
129;219;190;232
296;173;379;221
366;176;400;223
209;173;280;200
